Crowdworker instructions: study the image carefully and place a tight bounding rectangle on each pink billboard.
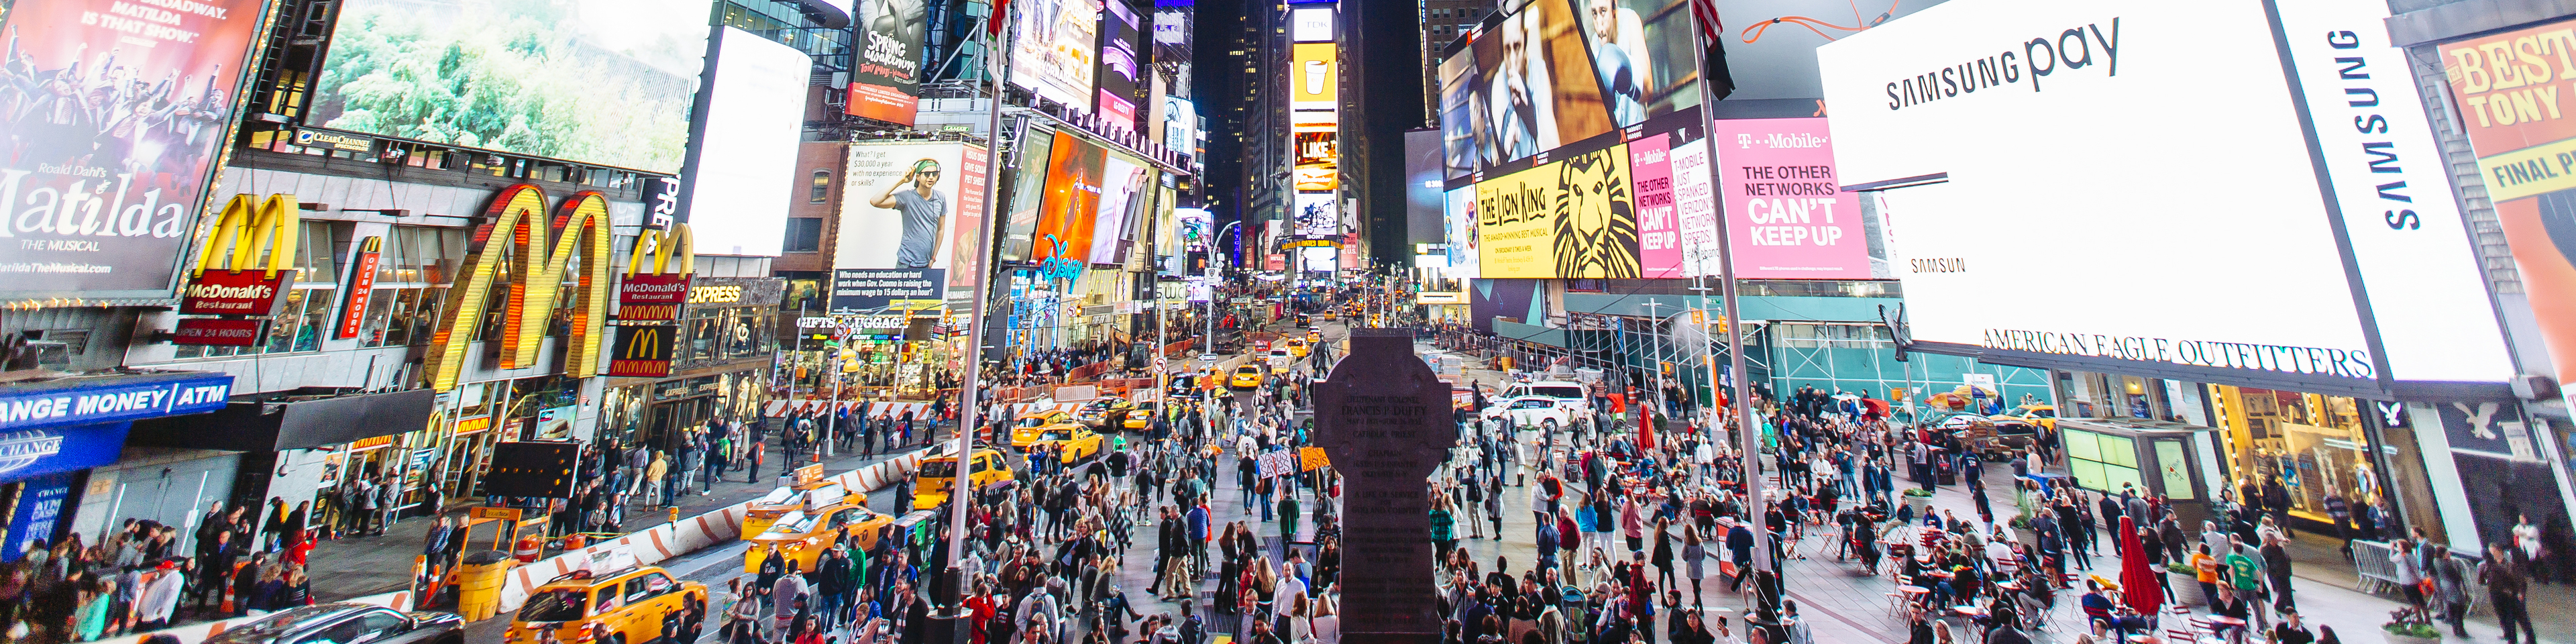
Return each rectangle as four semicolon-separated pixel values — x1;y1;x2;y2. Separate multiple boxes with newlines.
1627;134;1684;278
1711;117;1871;279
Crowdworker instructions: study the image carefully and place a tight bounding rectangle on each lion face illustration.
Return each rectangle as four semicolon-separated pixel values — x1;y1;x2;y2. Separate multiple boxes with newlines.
1552;148;1640;278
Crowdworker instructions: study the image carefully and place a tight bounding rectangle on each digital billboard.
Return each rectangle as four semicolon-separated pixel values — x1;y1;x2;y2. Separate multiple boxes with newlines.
1715;0;1956;101
998;127;1055;263
1152;1;1193;101
1033;131;1108;264
1097;0;1144;129
1011;0;1102;111
0;0;272;299
1295;193;1337;236
1475;145;1638;278
1091;155;1152;264
1406;129;1446;246
1707;117;1866;278
1294;131;1338;192
682;27;812;257
1292;43;1339;110
1820;0;2511;385
1291;6;1334;42
849;0;930;124
313;0;712;173
839;143;991;307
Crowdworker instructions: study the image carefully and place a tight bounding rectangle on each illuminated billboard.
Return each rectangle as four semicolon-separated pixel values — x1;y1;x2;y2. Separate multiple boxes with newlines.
1476;145;1640;279
1033;131;1108;264
1097;0;1144;128
1011;0;1102;111
1295;193;1337;236
683;28;813;257
849;0;930;124
1295;131;1338;191
839;143;993;301
1292;43;1339;110
1291;6;1334;42
0;0;272;299
313;0;713;173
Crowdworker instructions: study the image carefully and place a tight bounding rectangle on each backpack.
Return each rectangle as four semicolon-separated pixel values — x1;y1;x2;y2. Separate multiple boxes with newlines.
1181;615;1205;644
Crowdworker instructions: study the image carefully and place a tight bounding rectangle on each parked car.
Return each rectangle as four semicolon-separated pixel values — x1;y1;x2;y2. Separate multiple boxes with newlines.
209;604;464;644
1481;396;1581;431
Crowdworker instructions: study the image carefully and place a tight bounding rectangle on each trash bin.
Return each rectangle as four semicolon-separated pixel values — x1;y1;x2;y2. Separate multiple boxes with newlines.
453;550;515;621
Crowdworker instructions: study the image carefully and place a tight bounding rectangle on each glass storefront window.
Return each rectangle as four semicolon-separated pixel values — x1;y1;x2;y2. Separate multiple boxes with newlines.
2210;385;2379;528
2065;427;2144;495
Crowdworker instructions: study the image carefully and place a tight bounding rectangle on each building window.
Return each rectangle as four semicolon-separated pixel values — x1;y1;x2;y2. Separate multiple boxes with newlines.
784;218;824;252
810;170;833;203
358;226;465;348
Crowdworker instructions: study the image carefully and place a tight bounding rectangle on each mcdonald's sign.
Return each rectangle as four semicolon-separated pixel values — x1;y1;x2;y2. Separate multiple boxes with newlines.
607;323;679;378
335;236;383;339
177;194;301;317
421;185;620;391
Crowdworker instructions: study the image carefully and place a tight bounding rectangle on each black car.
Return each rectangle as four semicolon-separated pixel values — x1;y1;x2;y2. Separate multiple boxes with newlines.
203;604;466;644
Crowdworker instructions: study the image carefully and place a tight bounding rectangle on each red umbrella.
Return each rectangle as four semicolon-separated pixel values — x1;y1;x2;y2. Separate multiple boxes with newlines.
2117;516;2163;616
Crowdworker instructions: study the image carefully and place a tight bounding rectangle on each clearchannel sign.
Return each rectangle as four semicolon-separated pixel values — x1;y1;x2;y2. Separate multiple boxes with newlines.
1819;0;2511;386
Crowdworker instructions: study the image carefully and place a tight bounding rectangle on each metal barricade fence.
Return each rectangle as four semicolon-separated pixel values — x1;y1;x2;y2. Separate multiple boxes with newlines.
2352;539;2398;594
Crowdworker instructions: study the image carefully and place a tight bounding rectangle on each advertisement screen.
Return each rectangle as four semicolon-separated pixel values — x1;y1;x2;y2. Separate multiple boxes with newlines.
684;28;812;257
1152;3;1193;100
1034;131;1108;264
1097;0;1144;128
1475;145;1638;278
1295;193;1337;236
1406;129;1446;246
313;0;711;173
0;0;269;299
1707;117;1866;278
1292;7;1334;42
1295;131;1338;192
1011;0;1102;110
1819;0;2510;384
850;0;930;124
839;143;991;305
1292;43;1339;110
1714;0;1955;101
998;126;1054;263
1090;155;1151;264
1445;186;1481;278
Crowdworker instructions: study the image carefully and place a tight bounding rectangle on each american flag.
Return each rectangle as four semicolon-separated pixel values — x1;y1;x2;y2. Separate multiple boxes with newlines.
1688;0;1737;101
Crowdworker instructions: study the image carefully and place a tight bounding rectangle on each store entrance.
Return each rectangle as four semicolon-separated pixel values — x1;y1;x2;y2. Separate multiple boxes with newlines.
644;397;713;452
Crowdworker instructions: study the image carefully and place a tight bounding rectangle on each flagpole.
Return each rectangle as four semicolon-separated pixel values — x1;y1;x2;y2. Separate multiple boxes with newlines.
938;3;1010;638
1684;1;1783;636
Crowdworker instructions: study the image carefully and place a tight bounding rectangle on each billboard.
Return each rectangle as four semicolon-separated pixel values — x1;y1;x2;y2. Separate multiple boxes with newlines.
1292;43;1339;110
312;0;712;173
0;0;271;300
1090;155;1152;264
1152;2;1193;100
1010;0;1102;110
2437;17;2576;388
1707;117;1866;278
1713;0;1956;101
1033;131;1108;264
1475;145;1638;278
682;28;812;257
998;127;1055;263
1406;130;1446;246
838;142;991;306
1097;0;1144;129
1295;131;1338;191
850;0;930;124
1445;186;1481;278
1291;6;1334;42
1295;193;1337;236
1820;0;2511;385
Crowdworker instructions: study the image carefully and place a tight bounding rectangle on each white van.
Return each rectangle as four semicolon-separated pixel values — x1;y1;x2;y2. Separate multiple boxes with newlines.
1501;380;1591;421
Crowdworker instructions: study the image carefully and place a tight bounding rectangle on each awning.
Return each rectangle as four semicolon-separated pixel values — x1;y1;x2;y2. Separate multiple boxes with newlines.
129;388;436;451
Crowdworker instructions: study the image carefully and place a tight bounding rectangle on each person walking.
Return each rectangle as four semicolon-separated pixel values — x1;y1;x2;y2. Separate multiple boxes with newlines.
2483;543;2536;644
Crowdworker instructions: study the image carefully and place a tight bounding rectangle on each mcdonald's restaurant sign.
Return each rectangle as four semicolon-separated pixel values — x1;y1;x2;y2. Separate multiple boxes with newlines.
608;323;680;378
173;195;302;345
421;184;693;391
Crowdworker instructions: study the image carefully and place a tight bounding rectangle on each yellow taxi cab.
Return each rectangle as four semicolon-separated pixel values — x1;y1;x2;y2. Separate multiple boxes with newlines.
508;560;708;644
1305;329;1322;344
1025;425;1106;463
1993;404;2057;431
1228;365;1266;389
1122;401;1159;431
739;466;857;536
740;500;892;574
913;447;1014;510
1008;410;1076;448
1285;339;1309;358
1071;397;1135;429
